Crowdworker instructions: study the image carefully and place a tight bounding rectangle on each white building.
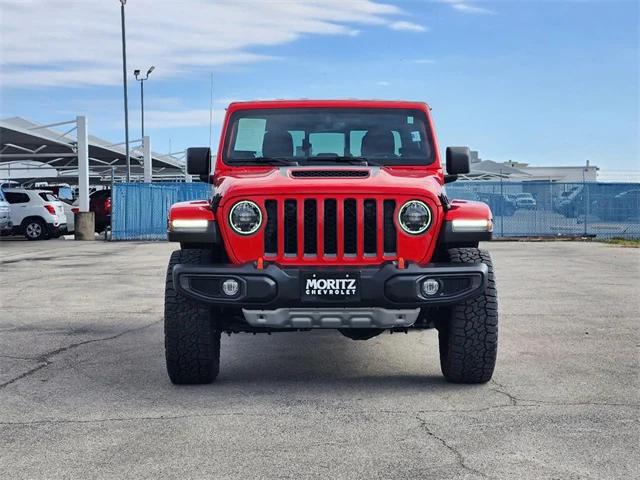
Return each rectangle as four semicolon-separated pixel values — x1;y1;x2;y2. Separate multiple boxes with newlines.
502;160;598;182
465;152;599;182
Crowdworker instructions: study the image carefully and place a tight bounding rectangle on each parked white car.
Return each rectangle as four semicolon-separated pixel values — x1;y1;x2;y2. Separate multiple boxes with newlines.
2;188;67;240
515;192;537;210
0;189;13;235
59;200;76;234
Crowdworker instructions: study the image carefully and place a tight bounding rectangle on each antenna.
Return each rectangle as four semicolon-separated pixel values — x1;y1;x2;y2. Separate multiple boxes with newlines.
209;72;214;151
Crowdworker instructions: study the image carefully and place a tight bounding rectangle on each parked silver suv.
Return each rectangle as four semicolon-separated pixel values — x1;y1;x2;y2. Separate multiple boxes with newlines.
0;190;12;235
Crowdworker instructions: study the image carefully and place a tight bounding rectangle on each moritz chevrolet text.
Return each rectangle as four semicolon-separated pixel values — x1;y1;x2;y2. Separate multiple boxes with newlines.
165;100;497;384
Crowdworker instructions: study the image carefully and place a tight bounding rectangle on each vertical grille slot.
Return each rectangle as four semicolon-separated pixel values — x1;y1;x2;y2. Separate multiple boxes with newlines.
383;199;397;254
323;199;337;255
343;199;357;255
284;199;297;255
304;199;317;255
264;200;277;255
363;199;377;254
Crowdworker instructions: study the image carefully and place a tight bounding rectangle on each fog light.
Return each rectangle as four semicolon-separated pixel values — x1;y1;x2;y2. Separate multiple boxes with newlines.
221;279;240;297
422;278;440;296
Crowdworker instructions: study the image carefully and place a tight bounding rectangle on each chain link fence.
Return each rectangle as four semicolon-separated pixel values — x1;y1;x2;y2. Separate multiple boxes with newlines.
446;181;640;238
111;181;640;240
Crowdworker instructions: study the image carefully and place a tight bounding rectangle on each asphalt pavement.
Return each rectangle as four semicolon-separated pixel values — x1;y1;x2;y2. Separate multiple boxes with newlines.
0;239;638;479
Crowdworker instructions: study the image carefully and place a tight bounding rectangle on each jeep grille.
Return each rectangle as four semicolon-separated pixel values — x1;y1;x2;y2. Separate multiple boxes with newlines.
262;197;397;260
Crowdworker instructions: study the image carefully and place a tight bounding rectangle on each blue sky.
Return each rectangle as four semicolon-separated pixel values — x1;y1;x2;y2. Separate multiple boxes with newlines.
1;0;638;171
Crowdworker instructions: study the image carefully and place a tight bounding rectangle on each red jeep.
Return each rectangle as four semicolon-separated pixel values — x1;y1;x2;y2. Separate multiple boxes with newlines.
165;100;497;384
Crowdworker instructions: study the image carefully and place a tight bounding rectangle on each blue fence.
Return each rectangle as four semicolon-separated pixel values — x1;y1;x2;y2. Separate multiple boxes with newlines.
446;182;640;239
112;183;211;240
111;181;640;240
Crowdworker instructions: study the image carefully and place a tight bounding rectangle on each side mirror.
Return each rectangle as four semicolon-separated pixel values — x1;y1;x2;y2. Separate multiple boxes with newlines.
186;147;211;182
445;146;471;183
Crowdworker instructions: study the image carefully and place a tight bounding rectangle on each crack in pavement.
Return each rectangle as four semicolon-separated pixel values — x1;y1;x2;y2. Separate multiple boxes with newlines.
0;319;162;389
415;414;489;479
488;379;519;406
0;407;520;427
1;400;637;428
0;354;38;361
488;379;639;409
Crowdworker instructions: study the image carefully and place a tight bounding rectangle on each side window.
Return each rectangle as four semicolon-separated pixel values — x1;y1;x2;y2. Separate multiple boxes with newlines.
39;193;57;202
57;187;74;201
233;118;267;155
309;132;345;156
5;192;29;204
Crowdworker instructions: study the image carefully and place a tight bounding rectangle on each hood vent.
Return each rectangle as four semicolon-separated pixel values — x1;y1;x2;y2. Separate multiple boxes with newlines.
290;169;369;178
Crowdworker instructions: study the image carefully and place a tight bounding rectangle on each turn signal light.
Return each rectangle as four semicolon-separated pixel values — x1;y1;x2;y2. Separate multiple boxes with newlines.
44;204;56;215
170;219;208;230
451;219;493;232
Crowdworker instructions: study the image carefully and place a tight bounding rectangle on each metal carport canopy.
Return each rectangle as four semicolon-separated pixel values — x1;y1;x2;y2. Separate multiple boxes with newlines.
0;117;185;179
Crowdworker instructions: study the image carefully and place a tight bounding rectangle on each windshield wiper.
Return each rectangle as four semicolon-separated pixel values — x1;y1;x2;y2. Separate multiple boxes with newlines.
229;157;299;166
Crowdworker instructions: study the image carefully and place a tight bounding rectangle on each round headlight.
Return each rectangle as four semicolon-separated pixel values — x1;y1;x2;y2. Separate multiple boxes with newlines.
398;200;432;235
229;200;262;235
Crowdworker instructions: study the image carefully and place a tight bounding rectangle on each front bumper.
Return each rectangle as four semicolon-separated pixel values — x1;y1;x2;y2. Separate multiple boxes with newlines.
0;218;12;234
173;261;488;312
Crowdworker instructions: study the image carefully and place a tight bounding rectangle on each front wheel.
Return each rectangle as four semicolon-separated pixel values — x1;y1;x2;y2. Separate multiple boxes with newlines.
436;248;498;384
164;249;221;384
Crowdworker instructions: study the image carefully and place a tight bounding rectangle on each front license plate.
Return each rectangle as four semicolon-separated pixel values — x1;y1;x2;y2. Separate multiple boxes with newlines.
301;271;360;302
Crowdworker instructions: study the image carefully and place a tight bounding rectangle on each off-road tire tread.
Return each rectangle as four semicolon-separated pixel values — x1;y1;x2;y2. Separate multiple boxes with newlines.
164;249;220;384
438;248;498;383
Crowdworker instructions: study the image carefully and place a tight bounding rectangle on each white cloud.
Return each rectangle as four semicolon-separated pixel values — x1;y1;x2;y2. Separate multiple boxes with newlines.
377;80;391;87
0;0;419;88
441;0;496;15
389;21;428;32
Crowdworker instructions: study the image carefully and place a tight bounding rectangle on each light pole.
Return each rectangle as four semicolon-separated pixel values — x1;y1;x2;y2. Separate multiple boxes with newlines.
119;0;131;182
134;66;155;138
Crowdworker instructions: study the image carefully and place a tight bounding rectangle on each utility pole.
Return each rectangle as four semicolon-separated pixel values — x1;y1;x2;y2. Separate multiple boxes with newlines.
209;72;214;151
500;169;504;237
583;161;590;236
134;66;155;138
120;0;131;182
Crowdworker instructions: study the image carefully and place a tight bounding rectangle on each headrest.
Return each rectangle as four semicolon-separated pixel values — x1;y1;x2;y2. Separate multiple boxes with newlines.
262;130;294;158
361;130;395;157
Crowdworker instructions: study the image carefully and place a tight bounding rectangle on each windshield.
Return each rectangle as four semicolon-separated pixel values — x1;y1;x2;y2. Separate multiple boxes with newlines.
224;108;434;166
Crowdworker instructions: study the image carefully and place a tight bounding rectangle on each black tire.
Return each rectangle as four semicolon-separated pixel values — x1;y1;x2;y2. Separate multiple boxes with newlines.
164;248;221;384
436;248;498;384
23;218;46;241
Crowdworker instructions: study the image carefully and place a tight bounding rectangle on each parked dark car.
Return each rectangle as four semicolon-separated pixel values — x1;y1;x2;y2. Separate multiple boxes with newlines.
90;189;111;232
476;192;516;216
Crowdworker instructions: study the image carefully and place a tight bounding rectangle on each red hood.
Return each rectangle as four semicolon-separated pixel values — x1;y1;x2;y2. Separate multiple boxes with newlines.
214;166;444;203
